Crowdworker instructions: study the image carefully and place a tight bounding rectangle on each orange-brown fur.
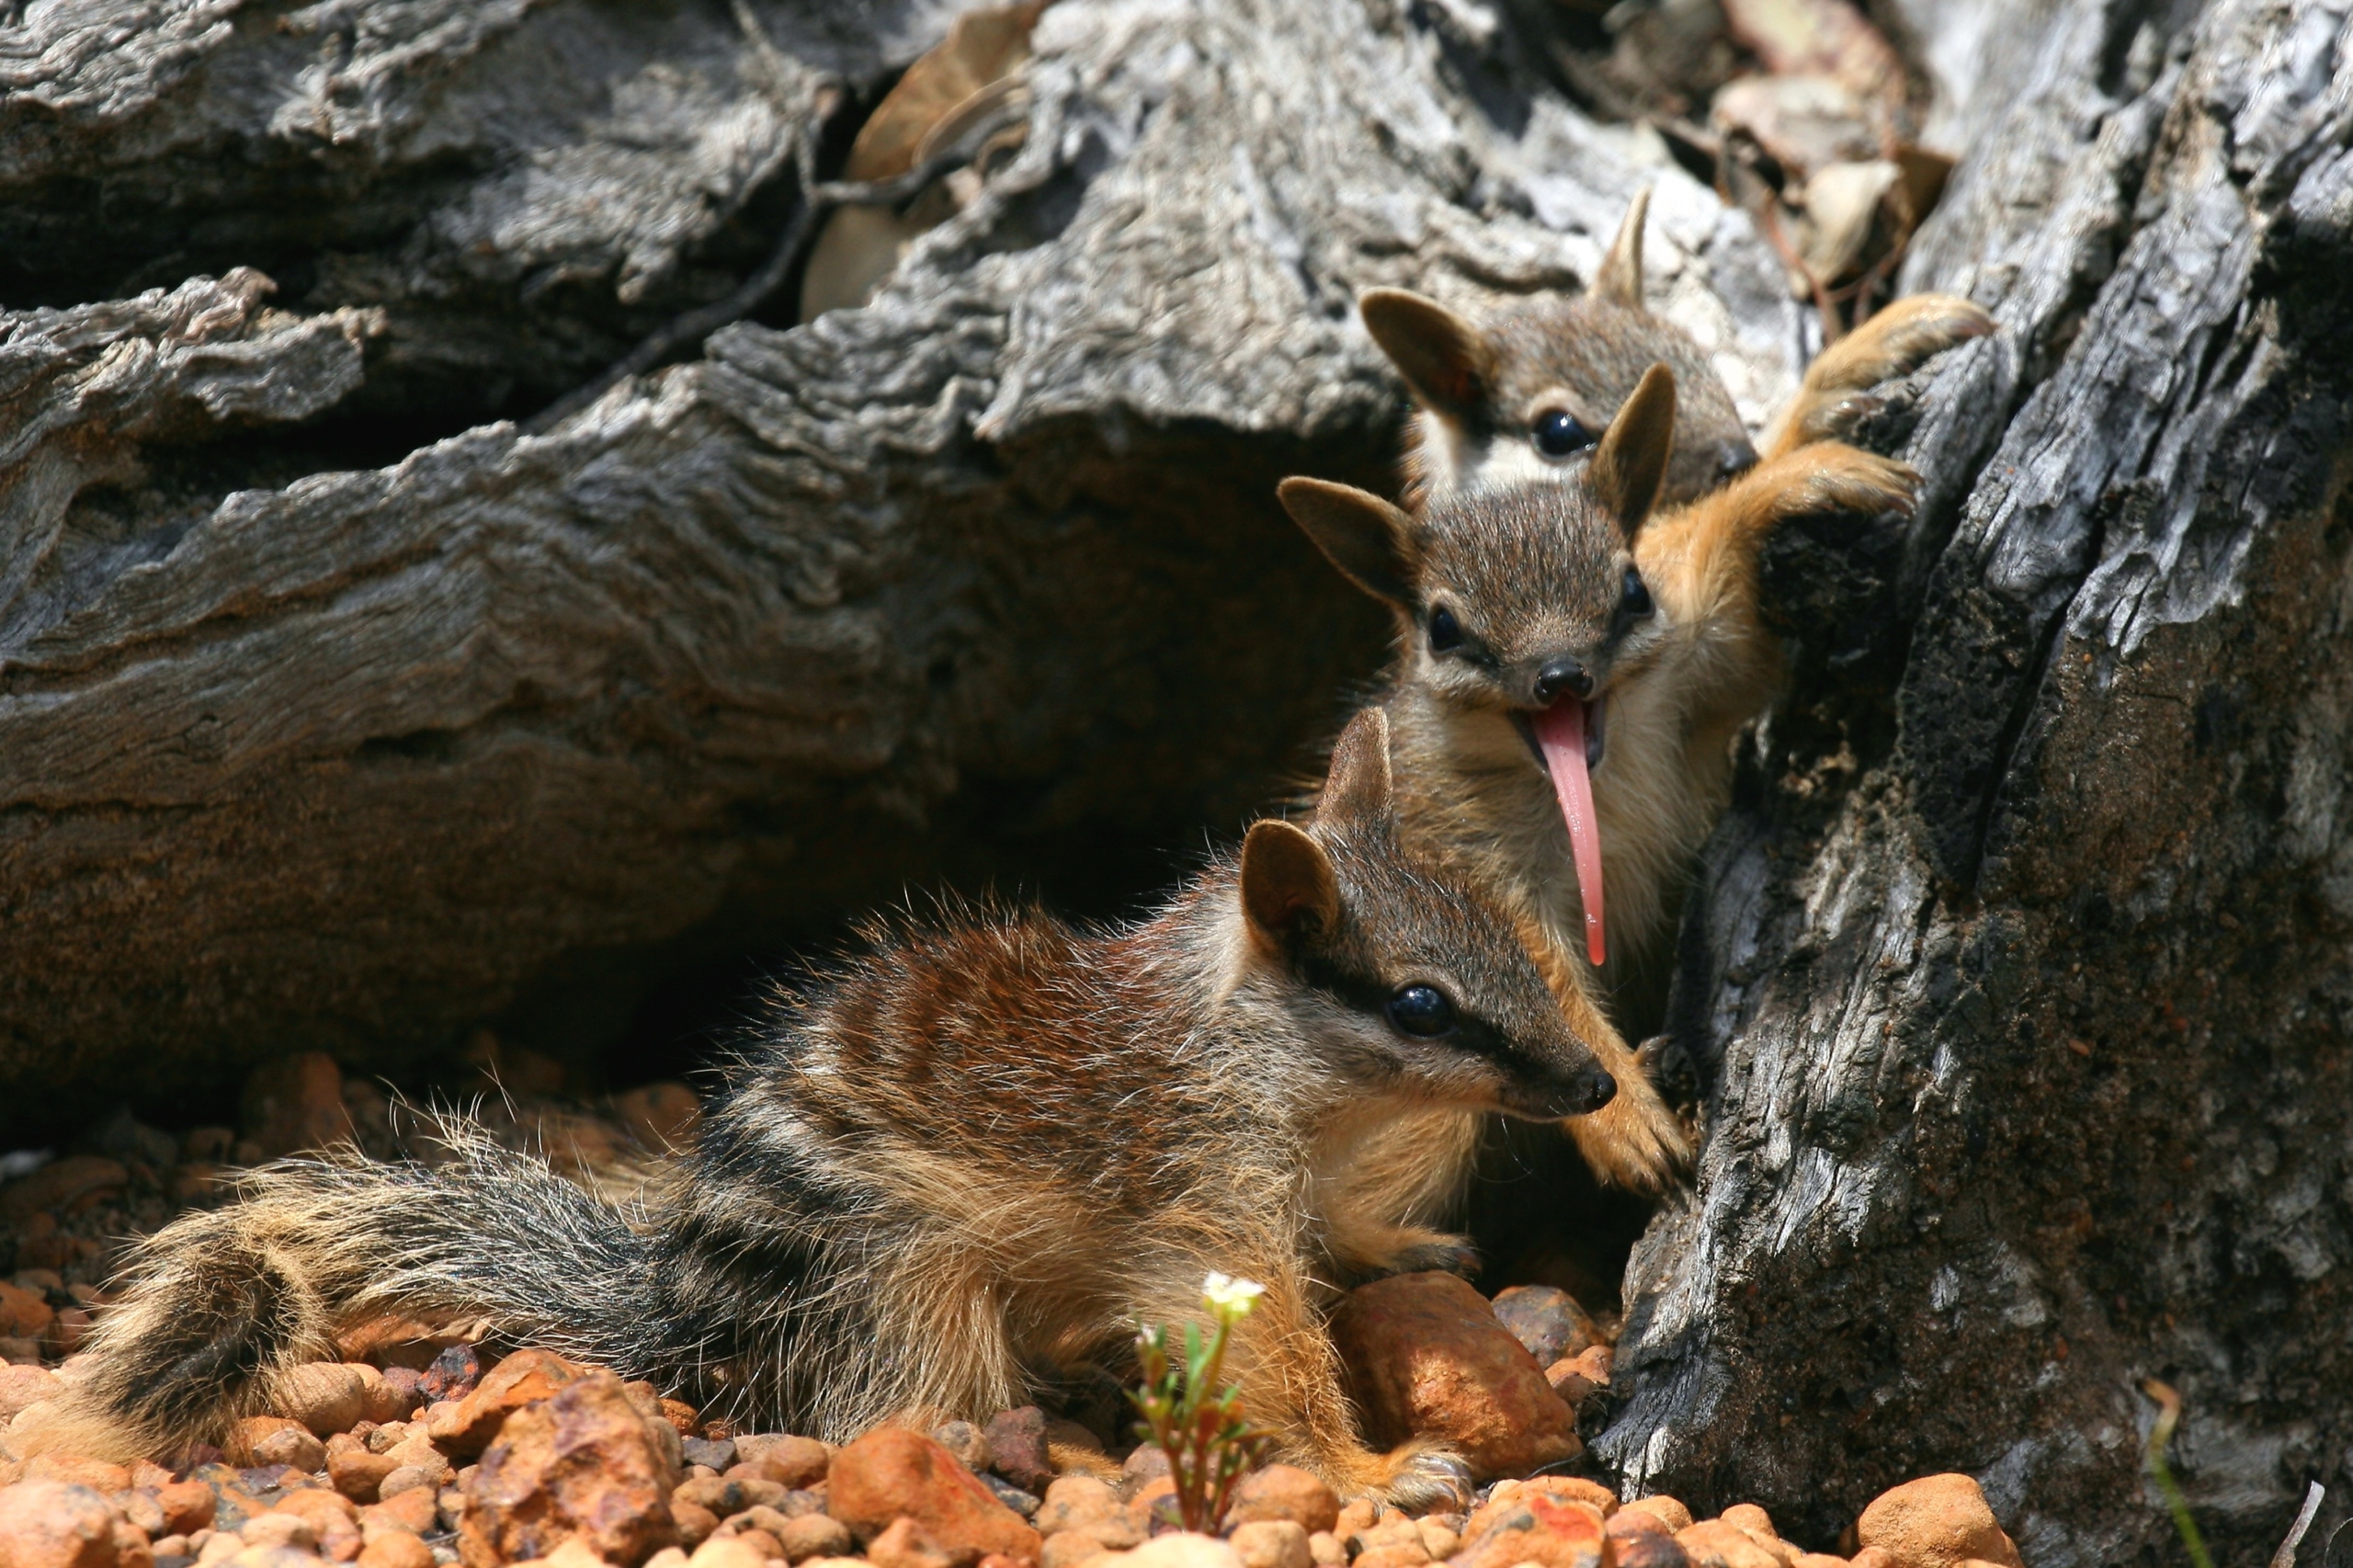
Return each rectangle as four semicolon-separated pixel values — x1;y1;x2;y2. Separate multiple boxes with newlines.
55;713;1614;1507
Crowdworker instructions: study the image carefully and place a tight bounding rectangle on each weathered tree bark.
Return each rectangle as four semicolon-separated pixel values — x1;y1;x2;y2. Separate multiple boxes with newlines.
0;1;1797;1111
1605;0;2353;1561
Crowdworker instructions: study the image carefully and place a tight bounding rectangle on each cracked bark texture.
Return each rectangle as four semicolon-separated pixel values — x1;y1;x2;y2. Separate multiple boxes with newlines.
1607;0;2353;1562
0;1;1798;1111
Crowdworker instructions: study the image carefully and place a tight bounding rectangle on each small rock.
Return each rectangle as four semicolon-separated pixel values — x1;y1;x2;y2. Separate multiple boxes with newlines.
356;1531;435;1568
676;1478;787;1517
1092;1535;1244;1568
1127;1478;1177;1536
156;1484;218;1538
658;1401;701;1438
681;1439;737;1473
44;1311;94;1359
1412;1520;1458;1561
419;1346;481;1404
427;1349;592;1459
1855;1476;2021;1568
1848;1552;1897;1568
1120;1448;1169;1492
1450;1492;1607;1568
0;1480;119;1568
458;1369;682;1568
1720;1506;1778;1541
276;1364;370;1437
1041;1531;1112;1568
0;1366;60;1423
0;1159;129;1225
1035;1478;1135;1547
776;1515;853;1564
0;1285;55;1343
670;1501;720;1547
824;1428;1042;1561
237;1517;316;1554
1792;1556;1851;1568
23;1458;129;1495
1228;1522;1308;1568
1541;1346;1611;1407
1677;1521;1784;1568
241;1054;357;1161
1614;1533;1692;1568
982;1410;1052;1496
734;1437;830;1490
359;1489;440;1539
933;1422;993;1475
1329;1273;1579;1481
981;1477;1039;1518
1620;1498;1694;1534
868;1517;972;1568
689;1542;768;1568
330;1452;400;1505
1305;1533;1344;1568
1487;1287;1599;1367
1222;1469;1337;1537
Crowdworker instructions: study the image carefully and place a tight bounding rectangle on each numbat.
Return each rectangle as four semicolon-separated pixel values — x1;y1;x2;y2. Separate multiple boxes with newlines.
1363;187;1993;513
1279;368;1923;1187
57;711;1608;1507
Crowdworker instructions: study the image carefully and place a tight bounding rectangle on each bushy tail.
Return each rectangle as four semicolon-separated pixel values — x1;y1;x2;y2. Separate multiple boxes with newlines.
60;1119;677;1460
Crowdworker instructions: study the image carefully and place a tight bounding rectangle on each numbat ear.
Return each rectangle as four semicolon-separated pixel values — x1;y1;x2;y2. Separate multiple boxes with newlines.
1277;478;1419;606
1589;362;1677;540
1593;187;1651;308
1359;289;1495;419
1318;708;1395;827
1241;820;1341;949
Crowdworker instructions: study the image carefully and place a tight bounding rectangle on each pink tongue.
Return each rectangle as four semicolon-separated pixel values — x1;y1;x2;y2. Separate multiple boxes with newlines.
1531;699;1606;968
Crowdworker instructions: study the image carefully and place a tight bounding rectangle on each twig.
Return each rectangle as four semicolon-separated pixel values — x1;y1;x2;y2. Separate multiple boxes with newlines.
2271;1482;2325;1568
522;101;1029;436
2141;1378;2215;1568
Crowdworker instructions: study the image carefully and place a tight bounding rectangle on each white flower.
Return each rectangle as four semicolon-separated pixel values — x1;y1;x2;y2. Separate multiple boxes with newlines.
1201;1273;1267;1315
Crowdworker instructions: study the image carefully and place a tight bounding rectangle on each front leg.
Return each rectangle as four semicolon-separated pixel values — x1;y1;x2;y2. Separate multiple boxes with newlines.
1761;294;1995;460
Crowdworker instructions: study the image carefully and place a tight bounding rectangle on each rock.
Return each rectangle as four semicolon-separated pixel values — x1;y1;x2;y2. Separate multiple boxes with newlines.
43;1312;92;1359
1720;1506;1778;1541
869;1517;972;1568
1;1161;128;1226
330;1452;400;1505
156;1484;217;1538
1449;1492;1608;1568
1329;1273;1579;1480
1093;1536;1244;1568
0;1480;119;1568
1848;1552;1895;1568
1676;1521;1785;1568
776;1516;853;1564
1542;1346;1612;1406
0;1369;58;1424
676;1478;787;1517
670;1500;719;1547
1411;1521;1457;1561
1221;1469;1336;1537
357;1533;435;1568
689;1542;768;1568
1620;1499;1695;1534
733;1437;830;1490
982;1411;1052;1496
1305;1536;1343;1568
1120;1448;1169;1491
1792;1556;1850;1568
277;1364;370;1437
615;1085;702;1155
1041;1532;1112;1568
1614;1533;1693;1568
680;1438;736;1473
1227;1522;1308;1568
1127;1478;1177;1536
227;1421;319;1473
428;1349;593;1459
1343;1517;1425;1568
1035;1479;1135;1549
0;1288;54;1345
1854;1477;2021;1568
249;1426;327;1472
243;1515;319;1553
419;1346;482;1404
458;1369;682;1568
932;1423;993;1475
657;1402;700;1438
359;1490;440;1539
825;1428;1042;1561
352;1367;417;1427
241;1055;357;1160
21;1459;128;1496
1487;1288;1599;1368
982;1477;1039;1518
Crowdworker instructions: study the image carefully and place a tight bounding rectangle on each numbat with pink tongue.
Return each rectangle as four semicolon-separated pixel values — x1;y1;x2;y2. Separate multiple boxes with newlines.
1279;366;1921;1187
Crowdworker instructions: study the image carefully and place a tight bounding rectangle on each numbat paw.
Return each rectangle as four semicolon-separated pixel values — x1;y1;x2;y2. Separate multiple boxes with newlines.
1380;1446;1476;1511
1772;445;1922;522
1772;293;1996;456
1372;1237;1483;1280
1566;1070;1692;1192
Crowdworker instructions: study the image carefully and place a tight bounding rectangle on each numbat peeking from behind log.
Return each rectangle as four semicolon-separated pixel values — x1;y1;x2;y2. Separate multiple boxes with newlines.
1279;368;1923;1189
1362;187;1993;513
47;710;1610;1507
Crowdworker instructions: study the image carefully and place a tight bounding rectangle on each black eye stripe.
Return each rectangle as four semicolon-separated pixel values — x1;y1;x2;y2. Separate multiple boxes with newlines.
1531;408;1596;459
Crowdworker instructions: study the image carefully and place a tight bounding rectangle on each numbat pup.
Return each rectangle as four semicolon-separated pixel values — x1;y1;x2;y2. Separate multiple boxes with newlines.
1363;186;1993;514
1280;369;1922;1187
63;711;1609;1506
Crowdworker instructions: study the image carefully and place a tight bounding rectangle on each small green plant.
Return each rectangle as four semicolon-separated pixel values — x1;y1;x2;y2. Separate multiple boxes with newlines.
2141;1378;2214;1568
1131;1272;1274;1533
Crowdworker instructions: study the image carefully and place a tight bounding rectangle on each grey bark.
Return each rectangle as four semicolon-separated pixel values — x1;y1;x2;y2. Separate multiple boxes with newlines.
0;0;1796;1102
1606;0;2353;1562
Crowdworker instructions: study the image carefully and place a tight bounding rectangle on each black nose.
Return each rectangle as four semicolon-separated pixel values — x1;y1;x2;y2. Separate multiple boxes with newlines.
1717;438;1757;481
1533;657;1593;704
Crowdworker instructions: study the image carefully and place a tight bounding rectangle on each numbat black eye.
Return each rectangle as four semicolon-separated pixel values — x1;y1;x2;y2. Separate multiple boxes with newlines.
1387;984;1457;1037
1531;409;1595;459
1620;567;1653;617
1427;607;1462;653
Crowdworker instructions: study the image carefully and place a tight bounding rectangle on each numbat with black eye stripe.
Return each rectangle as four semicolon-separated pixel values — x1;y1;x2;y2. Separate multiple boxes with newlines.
1279;367;1924;1189
49;710;1611;1509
